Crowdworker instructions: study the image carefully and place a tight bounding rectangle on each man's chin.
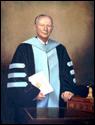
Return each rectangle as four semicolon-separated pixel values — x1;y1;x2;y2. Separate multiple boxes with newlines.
40;35;49;39
42;34;49;37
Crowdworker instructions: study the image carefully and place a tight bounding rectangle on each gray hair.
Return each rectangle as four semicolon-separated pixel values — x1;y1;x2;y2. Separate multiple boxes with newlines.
34;14;53;25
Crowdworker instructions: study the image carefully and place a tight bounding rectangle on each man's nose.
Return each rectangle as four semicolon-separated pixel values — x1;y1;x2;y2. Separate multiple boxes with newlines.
44;26;48;31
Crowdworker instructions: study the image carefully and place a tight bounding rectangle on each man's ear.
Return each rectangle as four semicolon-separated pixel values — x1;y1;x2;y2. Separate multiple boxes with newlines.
33;24;37;32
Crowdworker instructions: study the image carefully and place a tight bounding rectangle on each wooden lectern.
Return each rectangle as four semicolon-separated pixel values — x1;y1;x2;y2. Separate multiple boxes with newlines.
67;87;94;112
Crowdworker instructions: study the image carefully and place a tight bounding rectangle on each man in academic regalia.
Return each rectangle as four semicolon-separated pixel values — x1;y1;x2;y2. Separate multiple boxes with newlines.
7;14;88;123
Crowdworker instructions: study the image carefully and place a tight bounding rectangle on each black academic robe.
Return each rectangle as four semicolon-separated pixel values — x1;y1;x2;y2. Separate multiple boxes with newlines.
7;42;88;123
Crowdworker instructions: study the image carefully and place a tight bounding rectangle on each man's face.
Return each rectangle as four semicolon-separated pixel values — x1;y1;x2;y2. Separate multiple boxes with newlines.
35;17;53;41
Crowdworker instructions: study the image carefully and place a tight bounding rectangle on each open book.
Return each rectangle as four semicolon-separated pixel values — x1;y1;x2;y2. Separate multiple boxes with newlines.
28;71;54;95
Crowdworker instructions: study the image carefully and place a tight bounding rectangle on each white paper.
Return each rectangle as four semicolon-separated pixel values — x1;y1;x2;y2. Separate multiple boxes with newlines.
28;71;54;95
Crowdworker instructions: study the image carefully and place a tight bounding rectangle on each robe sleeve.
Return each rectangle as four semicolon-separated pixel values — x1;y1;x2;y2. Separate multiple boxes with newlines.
58;45;88;97
7;43;40;107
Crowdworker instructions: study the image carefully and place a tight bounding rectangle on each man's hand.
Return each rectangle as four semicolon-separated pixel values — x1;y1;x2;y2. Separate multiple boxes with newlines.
35;92;46;100
61;91;74;102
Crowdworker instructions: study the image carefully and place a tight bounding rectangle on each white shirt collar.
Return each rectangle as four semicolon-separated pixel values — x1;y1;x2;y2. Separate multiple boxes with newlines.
37;37;48;45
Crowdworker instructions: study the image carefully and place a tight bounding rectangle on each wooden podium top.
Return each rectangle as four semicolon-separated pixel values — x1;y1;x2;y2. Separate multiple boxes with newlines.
16;107;94;124
67;96;94;113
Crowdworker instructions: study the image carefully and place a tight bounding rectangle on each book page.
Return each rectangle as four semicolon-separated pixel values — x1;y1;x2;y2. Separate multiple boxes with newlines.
28;71;54;95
